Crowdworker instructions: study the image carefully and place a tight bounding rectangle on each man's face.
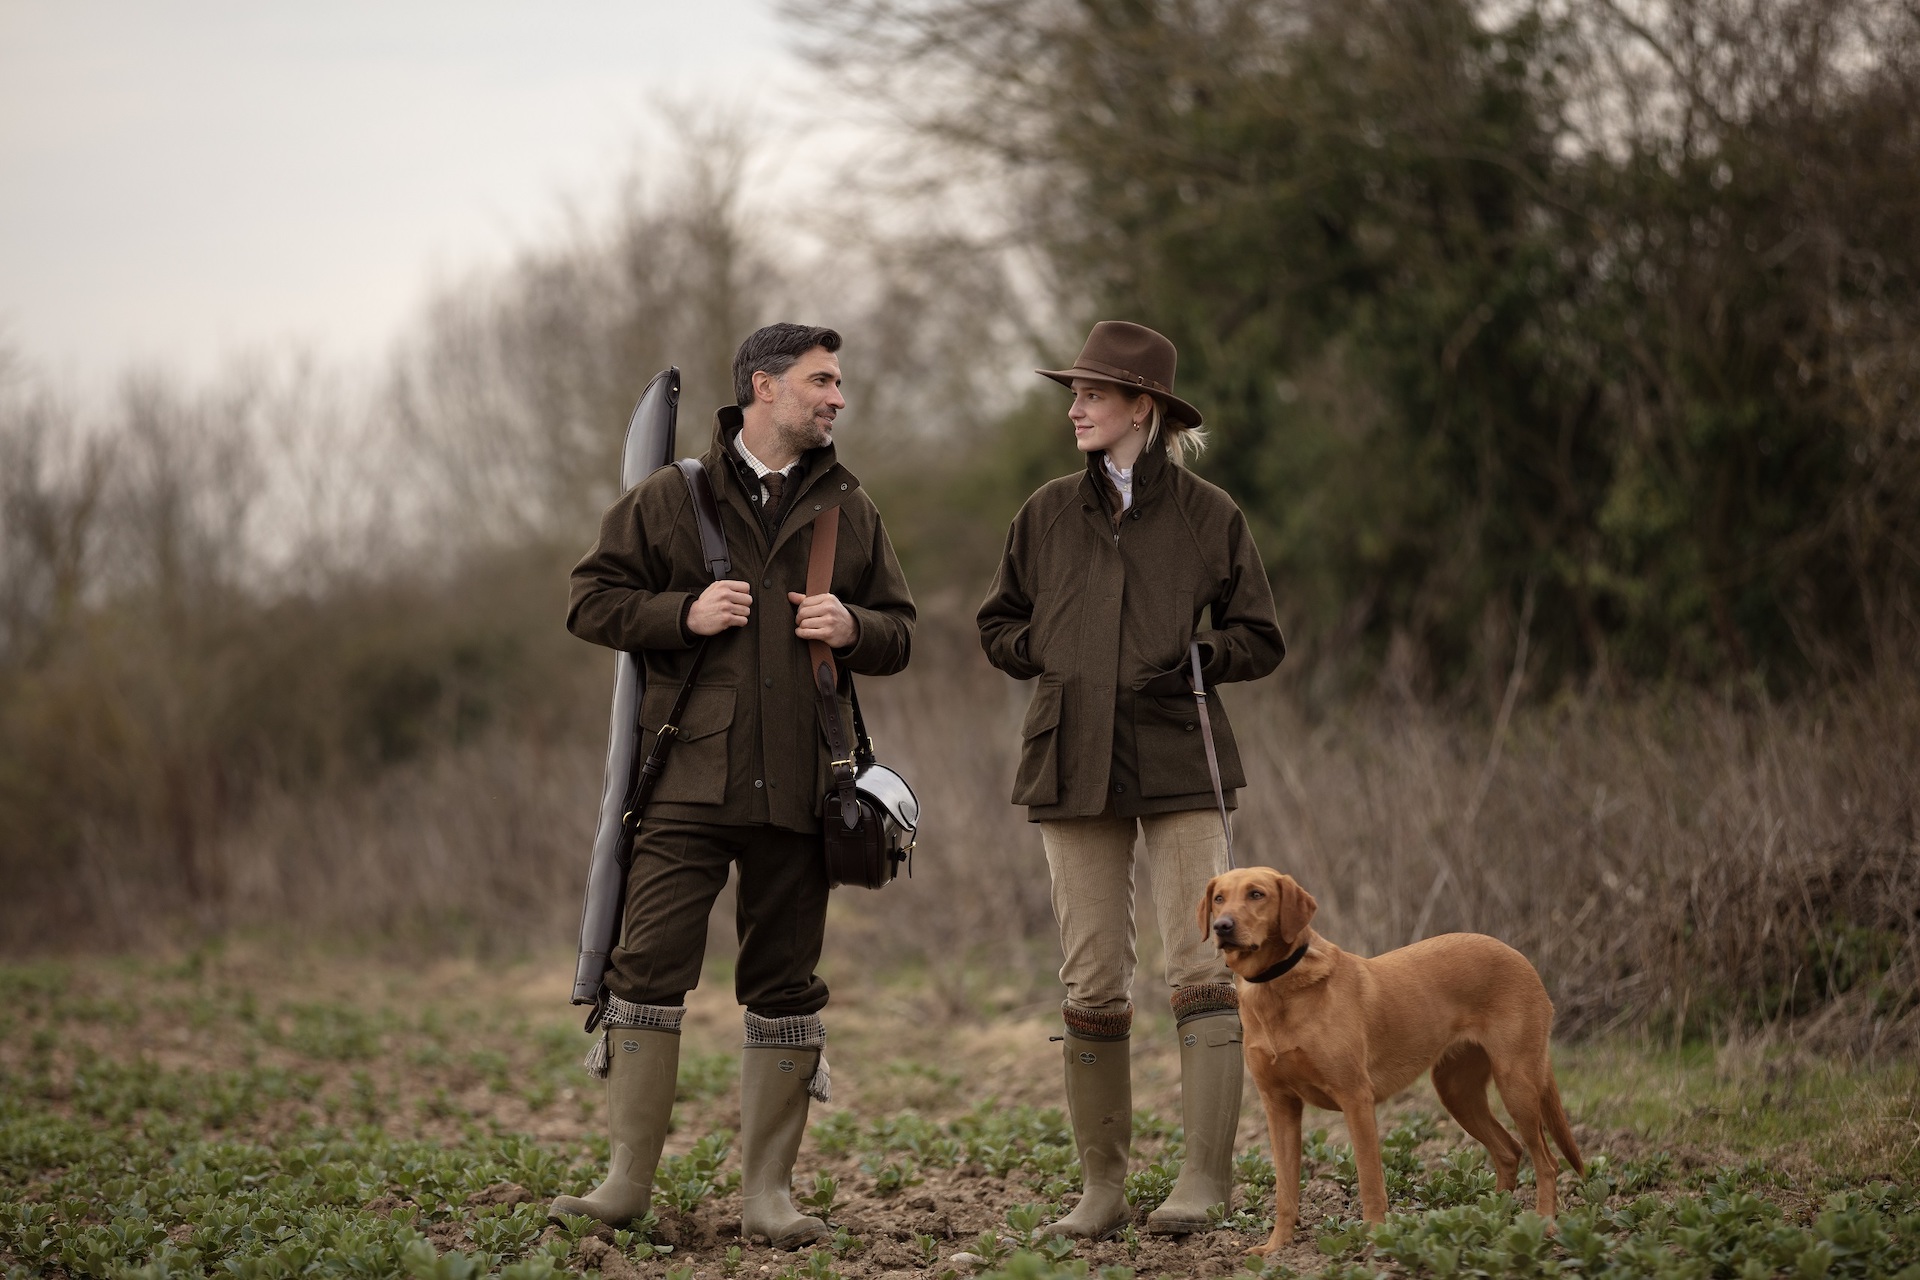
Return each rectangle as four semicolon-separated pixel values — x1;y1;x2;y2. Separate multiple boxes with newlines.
764;347;845;454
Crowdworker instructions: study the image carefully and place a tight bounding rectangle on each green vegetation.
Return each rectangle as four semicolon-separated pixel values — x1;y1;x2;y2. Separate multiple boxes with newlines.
5;953;1918;1279
1557;1041;1920;1183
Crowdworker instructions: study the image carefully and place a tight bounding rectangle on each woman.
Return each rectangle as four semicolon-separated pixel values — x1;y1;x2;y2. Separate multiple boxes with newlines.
977;321;1284;1238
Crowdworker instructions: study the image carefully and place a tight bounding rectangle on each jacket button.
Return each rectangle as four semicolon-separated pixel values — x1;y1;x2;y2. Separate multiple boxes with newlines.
754;779;764;789
764;677;774;687
813;503;822;511
839;483;848;490
768;780;777;789
1185;723;1197;731
762;578;771;588
1112;782;1126;794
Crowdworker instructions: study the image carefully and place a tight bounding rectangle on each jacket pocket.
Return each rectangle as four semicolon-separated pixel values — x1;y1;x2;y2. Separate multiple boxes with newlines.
1012;678;1064;807
641;684;736;805
1134;692;1246;799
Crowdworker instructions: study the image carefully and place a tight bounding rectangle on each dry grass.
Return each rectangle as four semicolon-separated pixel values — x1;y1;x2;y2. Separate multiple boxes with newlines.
10;606;1918;1057
1223;664;1920;1050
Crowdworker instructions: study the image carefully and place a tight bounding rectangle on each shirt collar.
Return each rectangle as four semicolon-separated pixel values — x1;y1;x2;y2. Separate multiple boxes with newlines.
733;432;793;479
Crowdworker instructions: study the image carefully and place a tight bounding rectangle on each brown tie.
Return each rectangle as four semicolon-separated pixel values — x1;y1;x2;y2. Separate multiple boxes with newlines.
760;470;786;532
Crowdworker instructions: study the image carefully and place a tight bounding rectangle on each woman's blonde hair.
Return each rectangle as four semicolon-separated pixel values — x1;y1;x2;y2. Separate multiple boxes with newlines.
1131;393;1208;467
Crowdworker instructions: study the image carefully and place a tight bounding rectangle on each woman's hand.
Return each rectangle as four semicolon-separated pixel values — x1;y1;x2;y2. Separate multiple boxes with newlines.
788;591;858;649
1139;643;1213;696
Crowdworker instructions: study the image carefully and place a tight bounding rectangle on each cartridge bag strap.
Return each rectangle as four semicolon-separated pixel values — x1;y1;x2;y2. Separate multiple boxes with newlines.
806;509;859;828
1188;640;1235;870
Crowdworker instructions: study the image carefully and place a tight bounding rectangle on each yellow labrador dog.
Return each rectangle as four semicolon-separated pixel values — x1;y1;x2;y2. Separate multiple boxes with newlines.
1201;867;1582;1255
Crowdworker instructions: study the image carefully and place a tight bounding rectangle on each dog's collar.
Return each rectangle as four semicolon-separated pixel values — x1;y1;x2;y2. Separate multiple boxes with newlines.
1244;940;1310;984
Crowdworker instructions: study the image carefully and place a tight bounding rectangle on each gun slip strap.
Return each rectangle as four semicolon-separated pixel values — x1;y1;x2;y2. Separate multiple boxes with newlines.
617;461;732;829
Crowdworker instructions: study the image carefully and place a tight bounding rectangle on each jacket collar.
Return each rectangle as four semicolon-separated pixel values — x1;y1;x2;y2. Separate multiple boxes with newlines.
710;405;839;486
704;406;850;550
1082;436;1172;518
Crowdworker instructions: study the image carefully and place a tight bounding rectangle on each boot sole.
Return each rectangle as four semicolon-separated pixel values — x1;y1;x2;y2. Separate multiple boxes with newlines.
750;1219;830;1250
546;1200;641;1228
1040;1214;1130;1242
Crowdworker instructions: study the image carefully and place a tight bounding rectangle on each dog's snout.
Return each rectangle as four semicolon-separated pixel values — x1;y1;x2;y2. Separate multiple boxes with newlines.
1212;914;1237;937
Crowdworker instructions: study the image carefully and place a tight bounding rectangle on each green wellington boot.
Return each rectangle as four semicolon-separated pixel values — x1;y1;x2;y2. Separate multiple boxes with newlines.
549;1026;680;1226
1147;1012;1244;1233
739;1046;831;1249
1043;1034;1133;1239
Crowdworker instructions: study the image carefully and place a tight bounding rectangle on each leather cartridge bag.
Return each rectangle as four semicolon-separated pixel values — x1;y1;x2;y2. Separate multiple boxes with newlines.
805;507;919;889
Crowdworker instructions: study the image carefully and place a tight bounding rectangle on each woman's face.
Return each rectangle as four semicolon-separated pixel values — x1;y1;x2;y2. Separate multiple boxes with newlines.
1069;378;1151;462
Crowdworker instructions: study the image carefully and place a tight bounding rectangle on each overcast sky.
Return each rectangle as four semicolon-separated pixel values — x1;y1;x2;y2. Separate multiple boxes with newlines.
0;1;819;387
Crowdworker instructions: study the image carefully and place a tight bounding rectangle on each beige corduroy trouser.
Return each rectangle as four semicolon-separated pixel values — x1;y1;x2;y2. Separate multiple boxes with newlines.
1040;807;1235;1015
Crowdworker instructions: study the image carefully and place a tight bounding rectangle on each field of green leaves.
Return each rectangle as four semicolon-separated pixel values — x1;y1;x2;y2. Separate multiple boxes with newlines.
3;946;1916;1280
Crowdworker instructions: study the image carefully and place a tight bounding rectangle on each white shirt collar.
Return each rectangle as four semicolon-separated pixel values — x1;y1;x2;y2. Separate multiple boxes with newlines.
1103;456;1135;511
733;433;787;479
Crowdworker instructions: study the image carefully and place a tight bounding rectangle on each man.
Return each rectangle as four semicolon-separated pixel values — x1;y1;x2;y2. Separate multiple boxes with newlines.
553;324;915;1247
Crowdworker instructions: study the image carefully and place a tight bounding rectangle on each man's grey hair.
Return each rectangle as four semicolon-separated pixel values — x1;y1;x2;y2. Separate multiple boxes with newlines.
733;323;842;406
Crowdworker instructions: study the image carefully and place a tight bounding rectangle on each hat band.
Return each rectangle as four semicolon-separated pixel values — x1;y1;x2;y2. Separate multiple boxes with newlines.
1074;357;1172;397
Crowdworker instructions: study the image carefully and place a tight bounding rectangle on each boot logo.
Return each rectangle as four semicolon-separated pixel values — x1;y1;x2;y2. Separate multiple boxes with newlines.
1183;1033;1197;1047
1078;1051;1096;1064
778;1058;796;1072
621;1039;640;1053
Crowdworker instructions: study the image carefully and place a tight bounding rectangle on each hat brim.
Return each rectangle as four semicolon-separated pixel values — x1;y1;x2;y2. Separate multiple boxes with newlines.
1036;366;1204;429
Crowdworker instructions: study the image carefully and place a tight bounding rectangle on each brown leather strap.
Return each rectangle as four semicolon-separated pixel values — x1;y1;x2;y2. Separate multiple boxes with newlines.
807;509;858;828
1188;641;1235;869
805;505;838;682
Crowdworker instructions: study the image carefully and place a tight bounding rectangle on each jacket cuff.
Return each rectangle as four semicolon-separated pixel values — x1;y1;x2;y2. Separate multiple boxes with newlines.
836;603;890;671
1137;666;1195;697
992;627;1042;680
632;590;697;651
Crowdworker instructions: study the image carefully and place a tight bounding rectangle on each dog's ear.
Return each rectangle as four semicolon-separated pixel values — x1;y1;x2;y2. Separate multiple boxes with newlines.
1277;874;1319;946
1198;875;1221;939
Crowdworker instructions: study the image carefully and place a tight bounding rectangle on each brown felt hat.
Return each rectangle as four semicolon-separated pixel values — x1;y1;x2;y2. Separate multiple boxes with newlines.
1037;320;1203;428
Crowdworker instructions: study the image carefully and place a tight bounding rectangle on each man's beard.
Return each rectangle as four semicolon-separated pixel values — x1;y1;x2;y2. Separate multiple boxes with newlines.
774;406;832;456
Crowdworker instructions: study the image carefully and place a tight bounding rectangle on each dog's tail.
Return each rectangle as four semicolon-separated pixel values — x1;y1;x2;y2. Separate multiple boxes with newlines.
1543;1068;1584;1175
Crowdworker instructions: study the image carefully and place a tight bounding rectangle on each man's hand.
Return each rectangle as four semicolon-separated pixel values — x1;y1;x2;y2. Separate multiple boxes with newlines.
787;591;858;649
687;580;753;636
